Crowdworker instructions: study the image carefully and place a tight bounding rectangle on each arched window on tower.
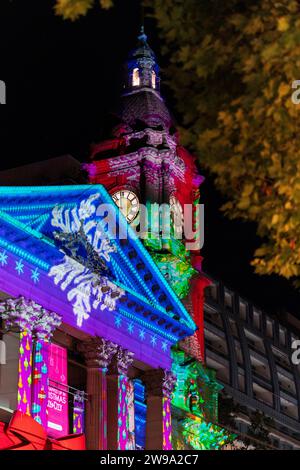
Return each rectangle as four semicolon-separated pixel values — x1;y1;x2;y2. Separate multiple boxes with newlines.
132;68;140;87
151;70;156;89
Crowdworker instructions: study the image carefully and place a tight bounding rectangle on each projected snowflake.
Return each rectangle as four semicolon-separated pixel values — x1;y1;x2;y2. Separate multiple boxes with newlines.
48;194;125;327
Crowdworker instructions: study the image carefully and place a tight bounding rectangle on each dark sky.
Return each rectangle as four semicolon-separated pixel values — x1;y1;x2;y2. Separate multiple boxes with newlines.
0;0;299;318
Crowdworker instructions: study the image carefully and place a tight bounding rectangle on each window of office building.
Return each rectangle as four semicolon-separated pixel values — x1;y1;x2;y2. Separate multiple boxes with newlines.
244;329;265;354
279;326;287;348
224;290;233;309
205;330;228;358
206;283;218;302
253;382;273;407
272;347;291;371
250;353;271;381
205;353;230;385
238;373;245;393
278;371;296;396
239;301;248;321
229;318;238;338
280;396;298;420
266;318;274;339
234;340;244;367
253;309;261;330
204;305;223;329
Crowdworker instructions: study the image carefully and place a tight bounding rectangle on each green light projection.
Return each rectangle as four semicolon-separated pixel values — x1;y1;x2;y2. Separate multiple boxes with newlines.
171;349;235;450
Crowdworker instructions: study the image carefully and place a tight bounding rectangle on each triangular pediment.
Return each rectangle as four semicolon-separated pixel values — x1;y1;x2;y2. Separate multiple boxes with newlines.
0;185;196;337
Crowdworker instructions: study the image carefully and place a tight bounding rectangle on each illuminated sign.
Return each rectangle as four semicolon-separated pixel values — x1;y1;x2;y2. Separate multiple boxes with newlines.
47;343;69;438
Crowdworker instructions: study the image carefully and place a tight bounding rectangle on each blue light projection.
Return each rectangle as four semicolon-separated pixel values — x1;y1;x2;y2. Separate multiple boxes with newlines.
0;184;195;345
134;379;147;450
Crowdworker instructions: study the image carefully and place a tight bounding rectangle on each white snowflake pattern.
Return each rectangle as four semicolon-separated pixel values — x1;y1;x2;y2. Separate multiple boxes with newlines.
15;260;24;275
49;194;125;327
31;268;40;284
0;251;8;266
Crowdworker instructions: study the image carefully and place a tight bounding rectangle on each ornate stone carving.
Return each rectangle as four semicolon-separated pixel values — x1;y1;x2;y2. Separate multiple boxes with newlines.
162;369;177;399
109;346;134;376
0;296;62;339
143;368;176;399
34;308;62;341
79;336;118;369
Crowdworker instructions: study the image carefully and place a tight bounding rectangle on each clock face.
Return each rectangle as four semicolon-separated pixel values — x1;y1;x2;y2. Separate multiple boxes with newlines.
112;189;140;223
170;196;183;233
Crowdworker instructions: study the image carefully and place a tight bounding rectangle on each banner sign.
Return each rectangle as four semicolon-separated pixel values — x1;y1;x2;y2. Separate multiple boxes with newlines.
47;343;69;438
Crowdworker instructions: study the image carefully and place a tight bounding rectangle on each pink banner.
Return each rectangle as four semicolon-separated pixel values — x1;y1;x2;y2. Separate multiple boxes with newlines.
47;343;69;438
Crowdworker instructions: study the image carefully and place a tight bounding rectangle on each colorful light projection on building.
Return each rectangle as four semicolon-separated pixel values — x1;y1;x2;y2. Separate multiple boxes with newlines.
144;216;197;300
17;330;32;416
118;375;129;450
127;380;135;450
171;349;221;422
47;343;69;438
133;380;147;450
171;349;234;450
31;340;49;427
73;392;85;435
162;396;172;450
182;415;233;450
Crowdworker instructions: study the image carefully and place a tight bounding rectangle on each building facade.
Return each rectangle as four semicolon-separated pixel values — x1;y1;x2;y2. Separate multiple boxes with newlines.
205;278;300;449
0;31;231;450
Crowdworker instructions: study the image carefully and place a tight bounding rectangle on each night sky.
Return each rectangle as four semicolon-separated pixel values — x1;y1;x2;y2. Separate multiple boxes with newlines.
0;0;299;318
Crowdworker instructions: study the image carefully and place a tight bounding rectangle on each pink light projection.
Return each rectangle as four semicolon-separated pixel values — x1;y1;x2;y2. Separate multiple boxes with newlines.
17;330;33;416
162;396;172;450
47;343;69;438
31;339;50;427
127;380;135;450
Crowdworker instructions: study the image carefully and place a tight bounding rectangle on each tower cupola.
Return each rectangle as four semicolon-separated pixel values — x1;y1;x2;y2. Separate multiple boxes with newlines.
125;27;160;93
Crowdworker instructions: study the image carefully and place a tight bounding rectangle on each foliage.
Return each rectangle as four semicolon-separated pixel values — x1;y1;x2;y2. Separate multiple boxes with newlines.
148;0;300;282
54;0;113;21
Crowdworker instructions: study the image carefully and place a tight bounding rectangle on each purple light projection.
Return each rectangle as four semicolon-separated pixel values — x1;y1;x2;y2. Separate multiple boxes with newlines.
31;339;50;427
73;392;85;435
17;330;33;416
118;375;129;450
162;396;172;450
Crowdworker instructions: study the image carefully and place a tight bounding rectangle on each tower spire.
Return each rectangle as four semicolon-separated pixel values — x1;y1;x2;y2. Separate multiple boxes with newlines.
138;25;147;44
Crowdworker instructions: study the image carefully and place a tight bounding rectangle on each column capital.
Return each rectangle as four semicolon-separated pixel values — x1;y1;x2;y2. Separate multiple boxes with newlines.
79;336;118;369
33;308;62;340
109;347;134;376
0;296;62;338
143;368;176;399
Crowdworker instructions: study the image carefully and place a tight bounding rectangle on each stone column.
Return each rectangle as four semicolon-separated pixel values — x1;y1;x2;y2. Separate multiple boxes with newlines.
79;337;117;450
107;347;134;450
143;369;176;450
0;297;38;416
31;308;62;427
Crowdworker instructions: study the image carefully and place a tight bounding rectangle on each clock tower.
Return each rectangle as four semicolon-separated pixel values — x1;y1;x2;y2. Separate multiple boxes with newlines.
84;29;209;362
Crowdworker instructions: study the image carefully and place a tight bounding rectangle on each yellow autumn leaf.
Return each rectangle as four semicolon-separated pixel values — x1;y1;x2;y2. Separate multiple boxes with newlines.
278;83;290;98
285;201;292;210
277;17;290;32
